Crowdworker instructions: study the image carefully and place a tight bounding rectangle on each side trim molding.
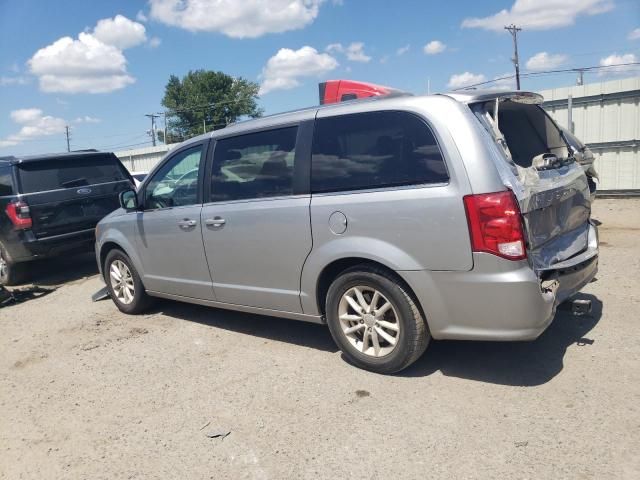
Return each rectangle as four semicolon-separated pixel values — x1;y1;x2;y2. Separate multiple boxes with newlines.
146;290;326;324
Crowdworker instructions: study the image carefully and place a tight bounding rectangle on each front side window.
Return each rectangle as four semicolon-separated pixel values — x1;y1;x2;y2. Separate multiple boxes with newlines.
311;111;448;193
210;127;297;202
145;145;203;209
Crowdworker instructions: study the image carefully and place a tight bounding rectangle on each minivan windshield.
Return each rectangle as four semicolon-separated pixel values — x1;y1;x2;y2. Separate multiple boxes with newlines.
18;155;129;193
473;100;570;169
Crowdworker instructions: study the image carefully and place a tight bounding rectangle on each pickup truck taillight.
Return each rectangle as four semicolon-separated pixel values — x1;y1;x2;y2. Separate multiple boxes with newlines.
463;191;526;261
5;201;32;229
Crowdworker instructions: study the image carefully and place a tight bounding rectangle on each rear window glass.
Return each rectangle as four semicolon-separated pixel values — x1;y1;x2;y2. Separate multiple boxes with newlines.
311;111;448;193
497;102;568;168
0;166;14;196
18;155;129;193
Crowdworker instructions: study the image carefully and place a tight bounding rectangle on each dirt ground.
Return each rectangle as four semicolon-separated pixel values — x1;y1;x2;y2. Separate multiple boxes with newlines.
1;198;639;479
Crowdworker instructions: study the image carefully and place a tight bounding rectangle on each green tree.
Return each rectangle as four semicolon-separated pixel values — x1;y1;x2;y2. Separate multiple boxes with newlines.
161;70;262;142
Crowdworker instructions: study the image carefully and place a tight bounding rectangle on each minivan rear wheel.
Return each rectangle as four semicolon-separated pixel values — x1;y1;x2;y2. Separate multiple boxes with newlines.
325;266;430;374
104;249;153;314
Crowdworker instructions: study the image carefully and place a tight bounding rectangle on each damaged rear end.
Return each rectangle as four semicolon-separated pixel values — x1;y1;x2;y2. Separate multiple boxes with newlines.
465;91;598;307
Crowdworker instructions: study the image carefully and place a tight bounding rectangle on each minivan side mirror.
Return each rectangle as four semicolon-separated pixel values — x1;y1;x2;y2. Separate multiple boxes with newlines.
119;189;139;210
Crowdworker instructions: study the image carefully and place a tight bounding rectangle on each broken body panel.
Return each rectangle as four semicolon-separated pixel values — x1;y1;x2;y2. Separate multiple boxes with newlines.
458;91;598;296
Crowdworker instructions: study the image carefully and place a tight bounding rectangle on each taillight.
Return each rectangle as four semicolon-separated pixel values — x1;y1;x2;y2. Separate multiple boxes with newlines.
5;201;32;229
463;191;526;261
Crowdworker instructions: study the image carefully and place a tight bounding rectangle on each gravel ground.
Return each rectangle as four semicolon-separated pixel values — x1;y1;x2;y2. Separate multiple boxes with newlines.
1;198;639;479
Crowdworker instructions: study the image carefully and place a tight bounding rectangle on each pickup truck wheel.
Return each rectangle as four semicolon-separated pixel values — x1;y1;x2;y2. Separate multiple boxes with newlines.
325;266;430;374
0;246;27;286
104;249;153;314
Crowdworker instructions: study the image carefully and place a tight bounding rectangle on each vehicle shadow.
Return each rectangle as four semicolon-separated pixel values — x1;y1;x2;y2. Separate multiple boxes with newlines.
156;300;339;353
19;252;98;287
399;293;603;386
156;292;601;386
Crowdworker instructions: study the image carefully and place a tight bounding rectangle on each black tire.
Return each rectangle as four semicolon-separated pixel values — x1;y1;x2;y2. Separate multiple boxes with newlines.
104;249;153;314
325;265;430;374
0;245;28;286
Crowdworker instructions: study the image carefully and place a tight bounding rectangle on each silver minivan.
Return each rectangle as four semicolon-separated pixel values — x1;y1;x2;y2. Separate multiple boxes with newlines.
95;90;598;373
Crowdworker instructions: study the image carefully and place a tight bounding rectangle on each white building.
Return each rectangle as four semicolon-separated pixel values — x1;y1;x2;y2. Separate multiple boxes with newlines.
115;144;174;173
538;76;640;191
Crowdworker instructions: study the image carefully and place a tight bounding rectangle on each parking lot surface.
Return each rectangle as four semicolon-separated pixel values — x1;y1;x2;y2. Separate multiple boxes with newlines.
1;198;639;479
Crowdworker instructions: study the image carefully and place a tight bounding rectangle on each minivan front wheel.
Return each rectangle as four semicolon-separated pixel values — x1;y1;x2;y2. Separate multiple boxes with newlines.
326;266;430;374
104;249;153;314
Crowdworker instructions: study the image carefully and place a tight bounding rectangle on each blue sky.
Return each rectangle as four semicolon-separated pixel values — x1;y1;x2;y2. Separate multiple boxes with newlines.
0;0;638;155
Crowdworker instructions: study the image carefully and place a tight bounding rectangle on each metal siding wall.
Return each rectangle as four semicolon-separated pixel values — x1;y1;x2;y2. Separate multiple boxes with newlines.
539;77;640;190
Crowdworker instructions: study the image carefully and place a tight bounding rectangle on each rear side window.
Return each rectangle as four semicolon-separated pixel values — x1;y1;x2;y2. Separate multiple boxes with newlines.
0;166;14;196
210;126;297;202
18;155;129;194
311;111;448;193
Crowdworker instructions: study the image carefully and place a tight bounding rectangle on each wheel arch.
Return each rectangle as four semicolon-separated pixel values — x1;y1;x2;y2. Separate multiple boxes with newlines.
314;257;427;324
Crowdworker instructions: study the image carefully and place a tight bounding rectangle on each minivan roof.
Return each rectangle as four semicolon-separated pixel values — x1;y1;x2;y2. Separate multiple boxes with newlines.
177;88;543;149
0;150;115;166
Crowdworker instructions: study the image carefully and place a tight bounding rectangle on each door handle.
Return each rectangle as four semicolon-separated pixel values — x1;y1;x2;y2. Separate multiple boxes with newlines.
205;217;226;227
178;219;197;229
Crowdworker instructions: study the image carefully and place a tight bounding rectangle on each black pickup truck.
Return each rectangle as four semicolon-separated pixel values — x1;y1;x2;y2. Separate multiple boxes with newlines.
0;151;134;285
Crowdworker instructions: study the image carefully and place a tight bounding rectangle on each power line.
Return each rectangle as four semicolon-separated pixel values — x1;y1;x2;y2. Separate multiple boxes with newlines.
452;62;640;90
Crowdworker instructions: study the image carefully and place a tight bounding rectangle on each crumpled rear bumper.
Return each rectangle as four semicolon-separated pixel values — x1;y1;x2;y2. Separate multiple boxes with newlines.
399;226;598;342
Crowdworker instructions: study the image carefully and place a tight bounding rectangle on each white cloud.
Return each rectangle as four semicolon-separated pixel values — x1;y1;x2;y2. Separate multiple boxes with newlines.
326;42;371;62
148;36;162;48
447;72;486;89
27;15;148;94
629;28;640;40
0;108;67;148
525;51;568;71
136;10;148;22
28;33;135;94
396;44;410;56
0;76;29;86
599;53;638;75
93;14;147;49
345;42;371;62
424;40;446;55
74;115;101;124
149;0;322;38
462;0;614;31
259;46;338;95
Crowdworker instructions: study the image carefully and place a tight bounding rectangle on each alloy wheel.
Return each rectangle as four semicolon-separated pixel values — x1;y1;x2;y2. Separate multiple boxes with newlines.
338;286;400;357
109;259;135;305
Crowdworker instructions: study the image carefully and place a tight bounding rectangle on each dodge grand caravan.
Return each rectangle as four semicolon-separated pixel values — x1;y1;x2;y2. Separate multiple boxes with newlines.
95;90;598;373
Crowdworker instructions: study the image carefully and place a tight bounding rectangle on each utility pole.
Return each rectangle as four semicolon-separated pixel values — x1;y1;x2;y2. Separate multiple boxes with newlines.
576;69;585;86
163;111;168;145
65;125;71;152
145;113;160;147
504;24;522;90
